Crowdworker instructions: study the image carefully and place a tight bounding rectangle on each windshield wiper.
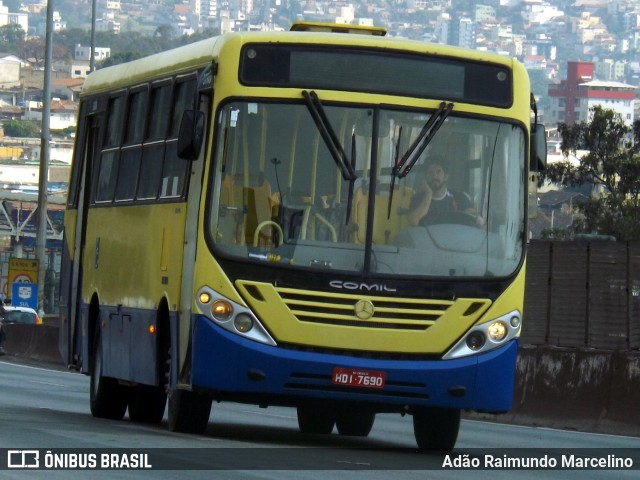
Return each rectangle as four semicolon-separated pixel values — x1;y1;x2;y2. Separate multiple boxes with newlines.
394;101;453;179
345;126;357;224
387;125;403;219
302;90;357;182
386;102;454;218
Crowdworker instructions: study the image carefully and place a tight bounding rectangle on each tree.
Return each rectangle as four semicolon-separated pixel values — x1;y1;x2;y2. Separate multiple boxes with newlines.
99;51;144;68
0;24;25;54
18;37;46;67
542;106;640;240
55;28;91;56
2;119;41;138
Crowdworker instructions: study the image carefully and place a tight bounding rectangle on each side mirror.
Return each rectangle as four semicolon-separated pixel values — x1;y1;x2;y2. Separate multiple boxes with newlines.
528;124;547;219
530;123;547;172
177;110;205;160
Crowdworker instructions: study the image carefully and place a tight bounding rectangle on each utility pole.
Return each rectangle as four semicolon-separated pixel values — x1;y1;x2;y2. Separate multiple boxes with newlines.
91;0;97;72
36;0;54;316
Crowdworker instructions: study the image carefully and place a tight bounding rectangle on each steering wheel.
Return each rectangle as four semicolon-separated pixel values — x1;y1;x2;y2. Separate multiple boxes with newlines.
424;210;479;227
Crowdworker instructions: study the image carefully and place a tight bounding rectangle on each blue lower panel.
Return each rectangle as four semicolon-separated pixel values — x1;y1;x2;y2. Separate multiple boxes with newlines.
192;316;517;412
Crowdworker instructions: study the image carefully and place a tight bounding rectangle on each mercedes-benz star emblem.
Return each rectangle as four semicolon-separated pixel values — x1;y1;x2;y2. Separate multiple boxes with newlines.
354;299;375;320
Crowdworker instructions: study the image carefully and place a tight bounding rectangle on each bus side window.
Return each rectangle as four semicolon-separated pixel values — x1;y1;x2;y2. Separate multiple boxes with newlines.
115;87;148;202
104;94;125;147
161;77;197;199
138;82;172;200
95;94;126;203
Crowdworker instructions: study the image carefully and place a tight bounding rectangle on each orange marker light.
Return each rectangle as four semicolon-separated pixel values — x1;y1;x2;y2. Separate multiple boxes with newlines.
212;300;233;320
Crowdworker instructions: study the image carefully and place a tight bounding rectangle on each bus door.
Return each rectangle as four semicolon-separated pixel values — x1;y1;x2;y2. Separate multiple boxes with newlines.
60;105;102;370
175;66;214;386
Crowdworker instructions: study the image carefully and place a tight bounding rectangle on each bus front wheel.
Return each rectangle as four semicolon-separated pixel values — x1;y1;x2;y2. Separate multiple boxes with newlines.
89;328;128;420
167;389;212;434
128;385;166;424
336;410;375;437
297;405;335;434
412;407;460;451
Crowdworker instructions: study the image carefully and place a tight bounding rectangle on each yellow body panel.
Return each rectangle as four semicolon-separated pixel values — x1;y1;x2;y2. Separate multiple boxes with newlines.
80;203;187;310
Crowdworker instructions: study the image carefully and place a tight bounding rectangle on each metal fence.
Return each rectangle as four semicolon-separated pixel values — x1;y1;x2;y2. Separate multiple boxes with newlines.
522;240;640;350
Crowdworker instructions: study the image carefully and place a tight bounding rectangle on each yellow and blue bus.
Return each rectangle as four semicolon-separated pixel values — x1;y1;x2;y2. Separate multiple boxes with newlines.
59;22;546;450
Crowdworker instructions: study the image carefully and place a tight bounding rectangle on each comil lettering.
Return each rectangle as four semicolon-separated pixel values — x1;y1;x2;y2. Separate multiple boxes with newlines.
329;280;396;292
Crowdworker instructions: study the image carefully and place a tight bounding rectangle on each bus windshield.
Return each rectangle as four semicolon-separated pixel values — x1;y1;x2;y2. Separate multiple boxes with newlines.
208;99;525;278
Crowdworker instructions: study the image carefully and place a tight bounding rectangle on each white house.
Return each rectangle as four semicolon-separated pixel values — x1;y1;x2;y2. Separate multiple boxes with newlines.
22;99;78;131
0;1;28;34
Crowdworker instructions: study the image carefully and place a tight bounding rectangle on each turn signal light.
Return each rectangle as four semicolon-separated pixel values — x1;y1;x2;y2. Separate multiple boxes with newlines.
212;300;233;320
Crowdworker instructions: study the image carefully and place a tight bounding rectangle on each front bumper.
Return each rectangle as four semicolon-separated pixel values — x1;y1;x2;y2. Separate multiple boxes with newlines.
191;315;517;412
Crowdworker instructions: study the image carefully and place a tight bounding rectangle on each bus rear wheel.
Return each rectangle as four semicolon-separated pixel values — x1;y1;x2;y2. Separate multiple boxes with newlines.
89;328;128;420
167;389;212;434
412;407;460;451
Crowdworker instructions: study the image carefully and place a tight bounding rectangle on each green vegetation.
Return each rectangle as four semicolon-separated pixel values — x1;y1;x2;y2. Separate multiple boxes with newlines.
2;119;41;138
0;23;25;52
543;106;640;240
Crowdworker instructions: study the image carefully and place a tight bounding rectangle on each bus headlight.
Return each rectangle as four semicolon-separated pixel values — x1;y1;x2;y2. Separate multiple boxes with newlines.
488;321;508;342
443;310;521;360
196;287;276;346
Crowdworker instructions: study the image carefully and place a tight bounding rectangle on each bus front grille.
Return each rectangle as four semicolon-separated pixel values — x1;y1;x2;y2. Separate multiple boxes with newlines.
274;286;453;331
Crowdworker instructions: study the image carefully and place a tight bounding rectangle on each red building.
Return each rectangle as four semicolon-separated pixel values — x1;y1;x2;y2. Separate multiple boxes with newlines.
548;61;636;126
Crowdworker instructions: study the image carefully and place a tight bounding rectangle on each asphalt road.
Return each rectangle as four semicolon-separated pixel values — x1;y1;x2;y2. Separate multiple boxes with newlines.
1;358;639;480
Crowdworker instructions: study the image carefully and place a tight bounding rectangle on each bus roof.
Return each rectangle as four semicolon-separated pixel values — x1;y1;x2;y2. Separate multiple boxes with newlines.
81;27;518;97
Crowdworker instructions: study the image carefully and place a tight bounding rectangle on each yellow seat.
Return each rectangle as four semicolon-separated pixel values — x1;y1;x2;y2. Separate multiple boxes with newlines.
219;174;276;246
353;186;413;244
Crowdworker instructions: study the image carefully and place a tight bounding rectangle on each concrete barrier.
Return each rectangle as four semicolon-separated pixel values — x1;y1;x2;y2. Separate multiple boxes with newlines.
1;323;64;365
467;345;640;437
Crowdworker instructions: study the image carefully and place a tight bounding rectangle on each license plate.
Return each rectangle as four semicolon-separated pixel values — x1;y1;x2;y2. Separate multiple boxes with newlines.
331;367;386;389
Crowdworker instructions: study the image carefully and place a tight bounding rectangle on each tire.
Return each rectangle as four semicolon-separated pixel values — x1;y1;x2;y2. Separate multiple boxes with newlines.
128;385;166;424
413;407;461;451
336;410;376;437
89;328;128;420
297;405;335;434
129;308;169;424
165;327;212;434
167;388;212;434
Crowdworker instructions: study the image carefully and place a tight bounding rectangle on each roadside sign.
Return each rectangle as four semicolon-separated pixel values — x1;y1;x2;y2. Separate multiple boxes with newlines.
11;282;38;310
7;258;39;303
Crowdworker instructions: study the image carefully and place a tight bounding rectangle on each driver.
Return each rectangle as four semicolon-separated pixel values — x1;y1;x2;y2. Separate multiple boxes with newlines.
407;161;483;227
